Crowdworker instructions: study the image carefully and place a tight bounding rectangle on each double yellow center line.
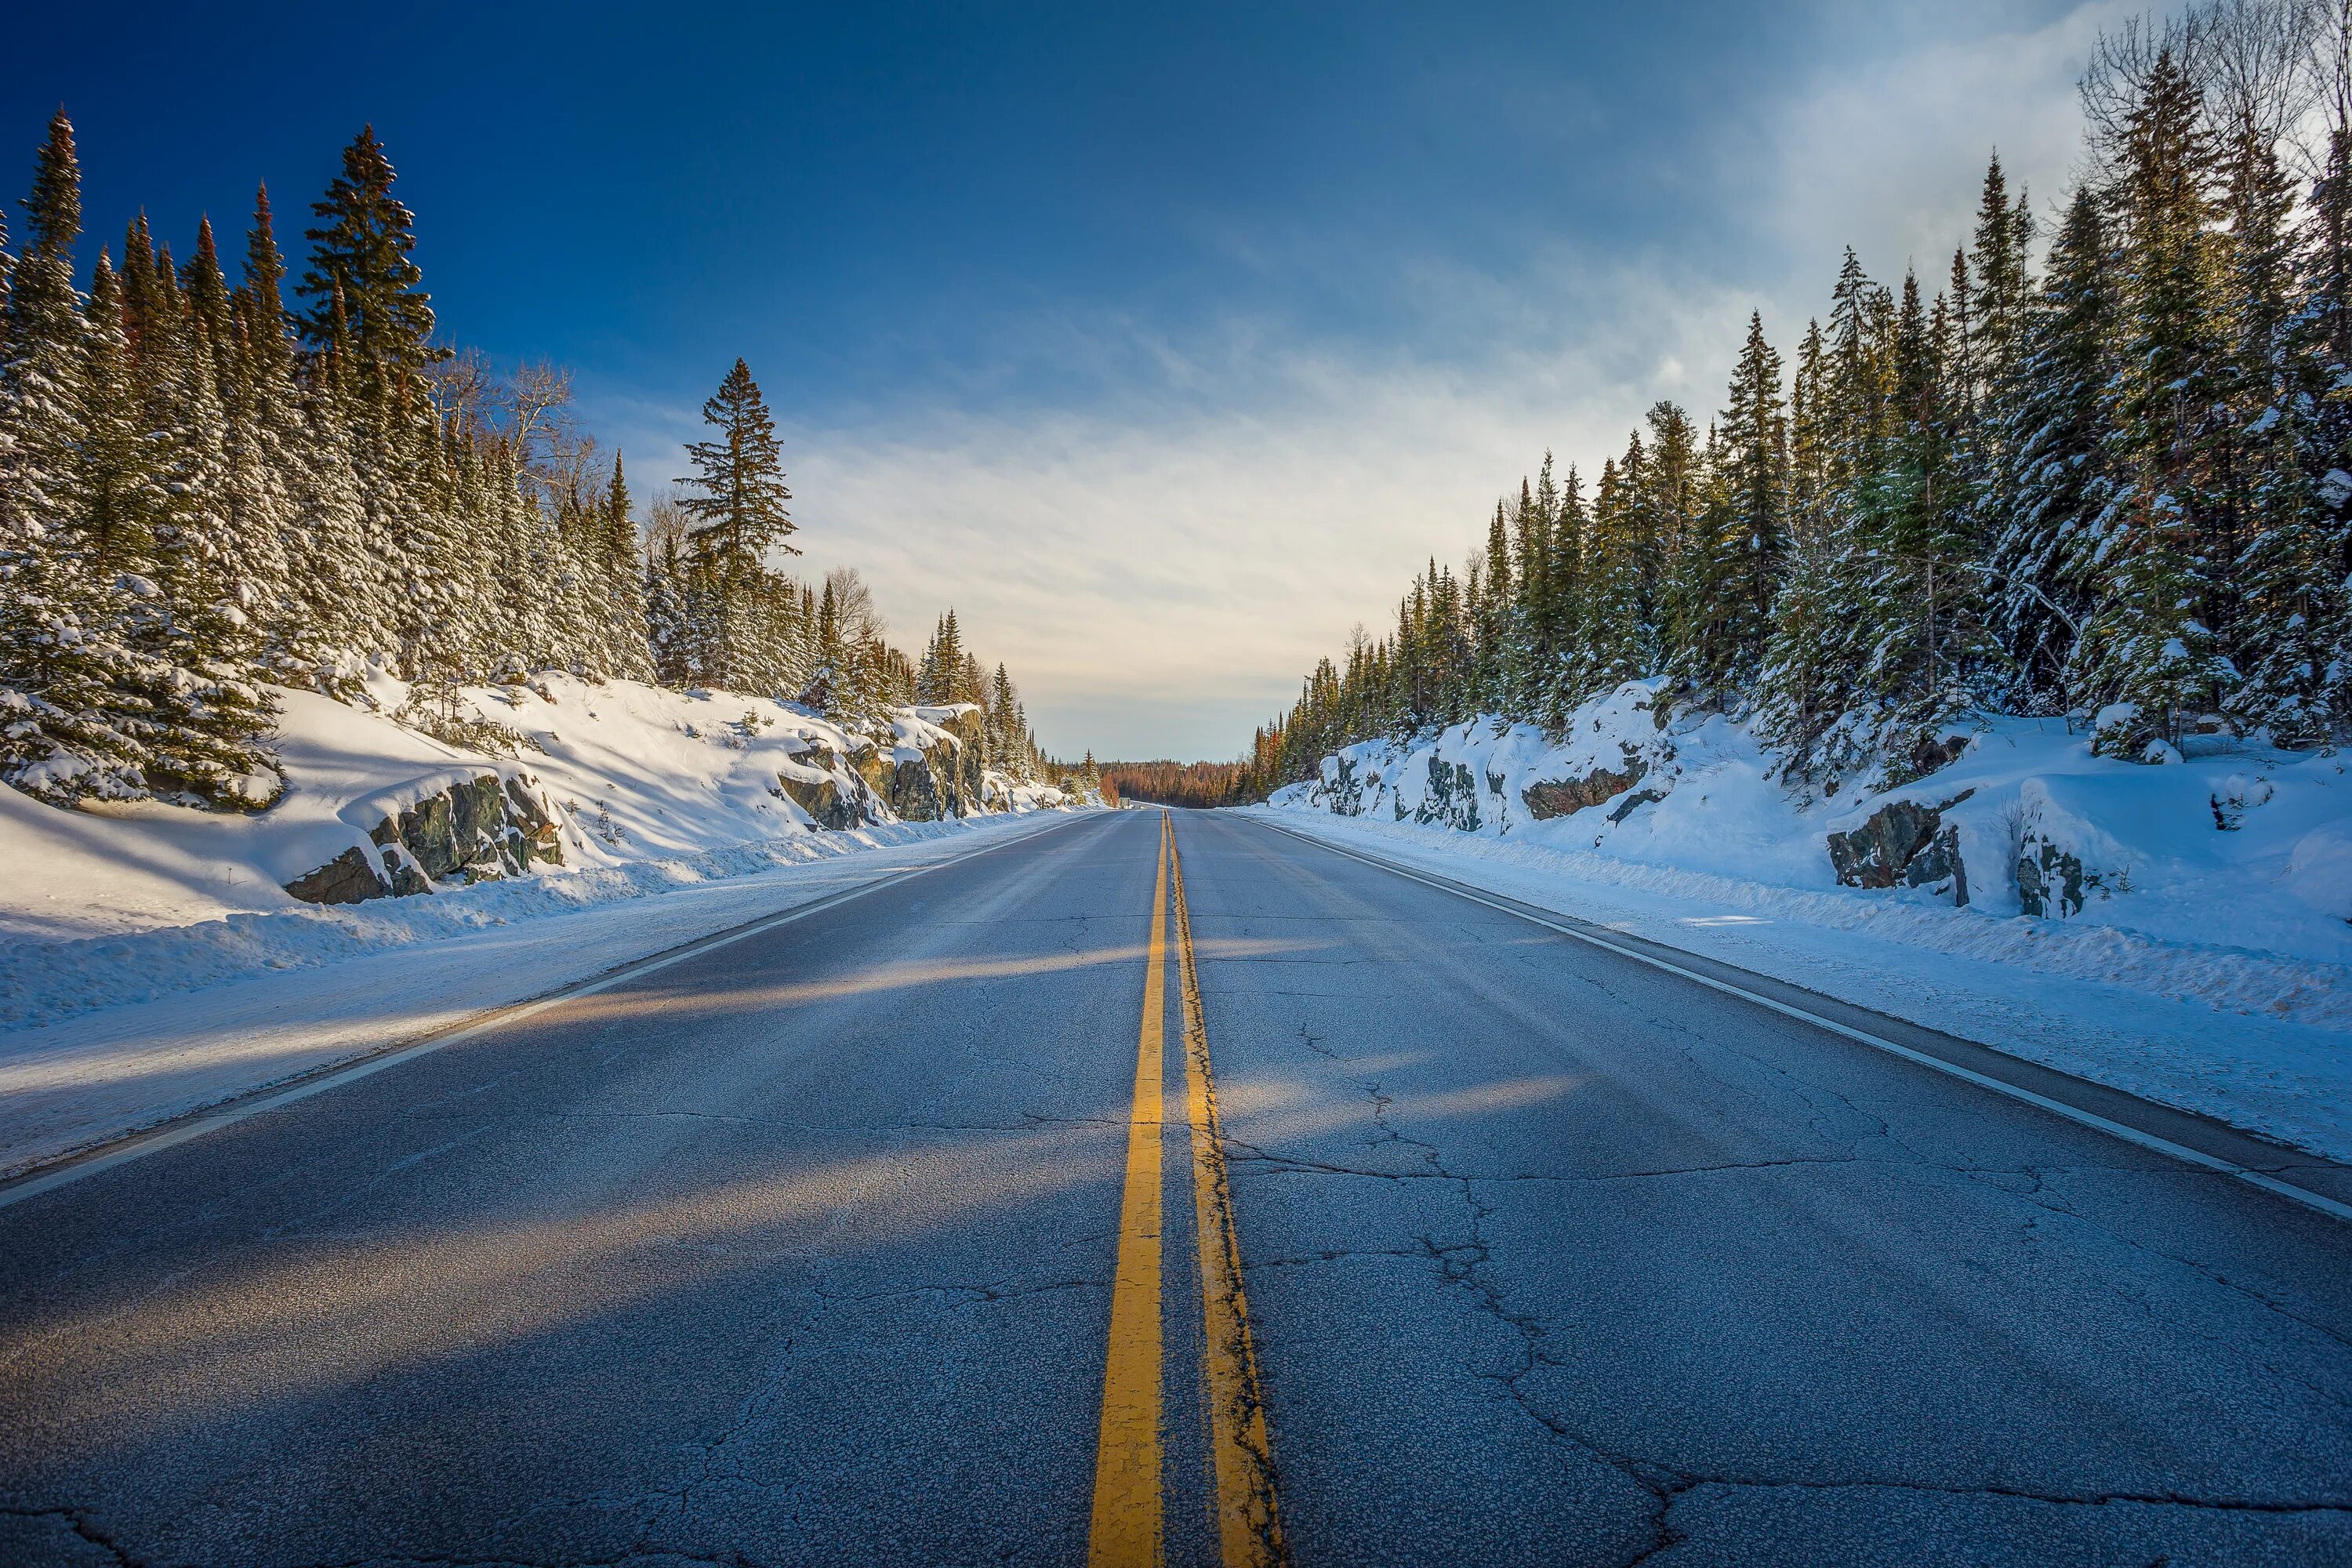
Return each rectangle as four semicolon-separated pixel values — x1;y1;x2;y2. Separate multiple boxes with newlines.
1088;813;1287;1567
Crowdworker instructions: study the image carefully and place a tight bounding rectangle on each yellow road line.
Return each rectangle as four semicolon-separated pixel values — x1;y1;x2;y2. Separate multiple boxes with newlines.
1170;826;1288;1568
1088;812;1171;1566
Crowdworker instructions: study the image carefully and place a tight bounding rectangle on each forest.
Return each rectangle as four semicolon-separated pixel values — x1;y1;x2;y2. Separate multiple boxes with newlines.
1236;0;2352;802
0;117;1064;811
1096;759;1250;809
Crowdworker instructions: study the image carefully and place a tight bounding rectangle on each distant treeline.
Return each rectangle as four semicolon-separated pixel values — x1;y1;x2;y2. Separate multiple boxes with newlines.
1098;759;1250;809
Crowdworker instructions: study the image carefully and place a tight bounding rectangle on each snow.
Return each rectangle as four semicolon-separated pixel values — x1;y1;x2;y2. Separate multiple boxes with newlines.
0;670;1091;1176
2;667;1059;946
1255;681;2352;1162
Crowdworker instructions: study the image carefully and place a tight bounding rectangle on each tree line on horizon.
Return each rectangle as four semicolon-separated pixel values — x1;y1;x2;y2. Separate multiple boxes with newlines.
1235;0;2352;803
1096;758;1250;809
0;114;1069;810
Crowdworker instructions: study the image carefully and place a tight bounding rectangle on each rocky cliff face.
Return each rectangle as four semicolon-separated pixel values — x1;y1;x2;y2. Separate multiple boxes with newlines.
285;773;565;905
775;738;887;830
1521;750;1648;821
866;706;993;822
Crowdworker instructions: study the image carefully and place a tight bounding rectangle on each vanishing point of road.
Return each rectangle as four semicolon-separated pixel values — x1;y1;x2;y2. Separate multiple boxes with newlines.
2;808;2349;1566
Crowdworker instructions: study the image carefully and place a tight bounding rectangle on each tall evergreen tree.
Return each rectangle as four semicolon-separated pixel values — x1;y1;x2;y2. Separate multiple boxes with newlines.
298;127;445;401
1715;317;1789;685
675;358;796;691
2078;48;2237;753
1989;184;2116;707
0;111;151;802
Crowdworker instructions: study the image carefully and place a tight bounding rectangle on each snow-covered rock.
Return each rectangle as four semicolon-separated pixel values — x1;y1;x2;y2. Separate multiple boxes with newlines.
2;670;1081;949
1266;679;2352;981
1255;691;2352;1155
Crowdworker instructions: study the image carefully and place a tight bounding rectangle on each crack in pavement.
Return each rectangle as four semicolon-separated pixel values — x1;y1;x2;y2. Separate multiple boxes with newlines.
1221;1142;1869;1186
1620;1473;2352;1566
0;1507;138;1568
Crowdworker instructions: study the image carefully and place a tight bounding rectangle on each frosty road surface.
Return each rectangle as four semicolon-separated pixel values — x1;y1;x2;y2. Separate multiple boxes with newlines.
2;808;2349;1566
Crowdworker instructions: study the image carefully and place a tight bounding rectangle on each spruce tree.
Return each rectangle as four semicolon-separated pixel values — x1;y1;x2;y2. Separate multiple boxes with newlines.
599;452;653;681
680;358;795;569
2079;49;2237;754
299;127;446;402
1989;184;2115;708
0;111;151;803
677;358;794;691
1715;318;1789;686
2212;108;2320;738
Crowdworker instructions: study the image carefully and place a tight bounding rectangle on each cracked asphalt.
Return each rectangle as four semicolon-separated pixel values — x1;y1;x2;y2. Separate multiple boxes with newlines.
2;808;2350;1566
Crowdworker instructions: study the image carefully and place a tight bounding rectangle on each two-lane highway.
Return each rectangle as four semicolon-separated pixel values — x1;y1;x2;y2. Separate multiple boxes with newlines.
2;808;2348;1566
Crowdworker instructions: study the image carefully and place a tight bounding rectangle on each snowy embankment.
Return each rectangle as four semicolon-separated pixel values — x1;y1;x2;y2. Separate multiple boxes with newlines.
0;670;1087;1176
1254;681;2352;1162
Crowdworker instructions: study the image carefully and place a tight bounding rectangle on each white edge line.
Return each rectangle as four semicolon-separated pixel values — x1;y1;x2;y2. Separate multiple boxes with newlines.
0;811;1098;1212
1249;815;2352;1229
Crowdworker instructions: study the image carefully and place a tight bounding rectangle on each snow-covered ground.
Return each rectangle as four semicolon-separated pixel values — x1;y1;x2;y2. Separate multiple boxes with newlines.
0;669;1090;1178
2;667;1054;946
1256;682;2352;1163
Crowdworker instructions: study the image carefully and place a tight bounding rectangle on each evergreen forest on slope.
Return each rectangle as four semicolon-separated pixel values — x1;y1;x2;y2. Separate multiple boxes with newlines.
1235;2;2352;801
0;118;1069;811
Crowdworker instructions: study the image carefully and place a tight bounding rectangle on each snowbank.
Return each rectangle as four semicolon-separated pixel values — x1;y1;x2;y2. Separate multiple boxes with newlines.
1258;683;2352;1159
2;670;1083;1028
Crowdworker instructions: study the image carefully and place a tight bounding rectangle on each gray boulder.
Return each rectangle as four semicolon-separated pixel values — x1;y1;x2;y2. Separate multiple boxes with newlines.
1826;792;1973;906
282;845;390;906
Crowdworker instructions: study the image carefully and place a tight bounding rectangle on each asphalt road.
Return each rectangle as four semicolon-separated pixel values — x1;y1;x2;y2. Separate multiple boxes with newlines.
2;808;2348;1566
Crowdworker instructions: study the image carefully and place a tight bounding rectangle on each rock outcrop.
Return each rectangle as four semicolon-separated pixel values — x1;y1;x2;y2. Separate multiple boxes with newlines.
1826;791;1973;906
775;739;882;830
283;845;394;906
2015;840;2090;920
1521;750;1648;820
864;706;993;822
284;773;564;905
1415;757;1483;833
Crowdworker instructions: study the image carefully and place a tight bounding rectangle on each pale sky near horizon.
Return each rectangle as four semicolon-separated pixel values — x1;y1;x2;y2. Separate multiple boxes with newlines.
6;2;2145;759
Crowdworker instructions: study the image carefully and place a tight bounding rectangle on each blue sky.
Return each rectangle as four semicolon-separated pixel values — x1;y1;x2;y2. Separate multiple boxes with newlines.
6;2;2129;758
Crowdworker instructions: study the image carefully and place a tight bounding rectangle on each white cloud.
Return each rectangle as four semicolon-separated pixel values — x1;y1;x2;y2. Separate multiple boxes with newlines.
1753;1;2136;289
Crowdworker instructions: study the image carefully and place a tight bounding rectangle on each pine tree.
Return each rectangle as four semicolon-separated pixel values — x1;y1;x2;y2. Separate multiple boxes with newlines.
1477;497;1513;715
1988;183;2116;708
1715;318;1789;686
1541;462;1584;717
679;358;795;571
1857;269;1991;750
1579;454;1650;698
1968;154;2037;423
2078;48;2237;755
1757;318;1849;768
676;358;795;691
0;111;152;803
299;127;446;403
2303;118;2352;730
2209;107;2317;736
598;452;653;681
